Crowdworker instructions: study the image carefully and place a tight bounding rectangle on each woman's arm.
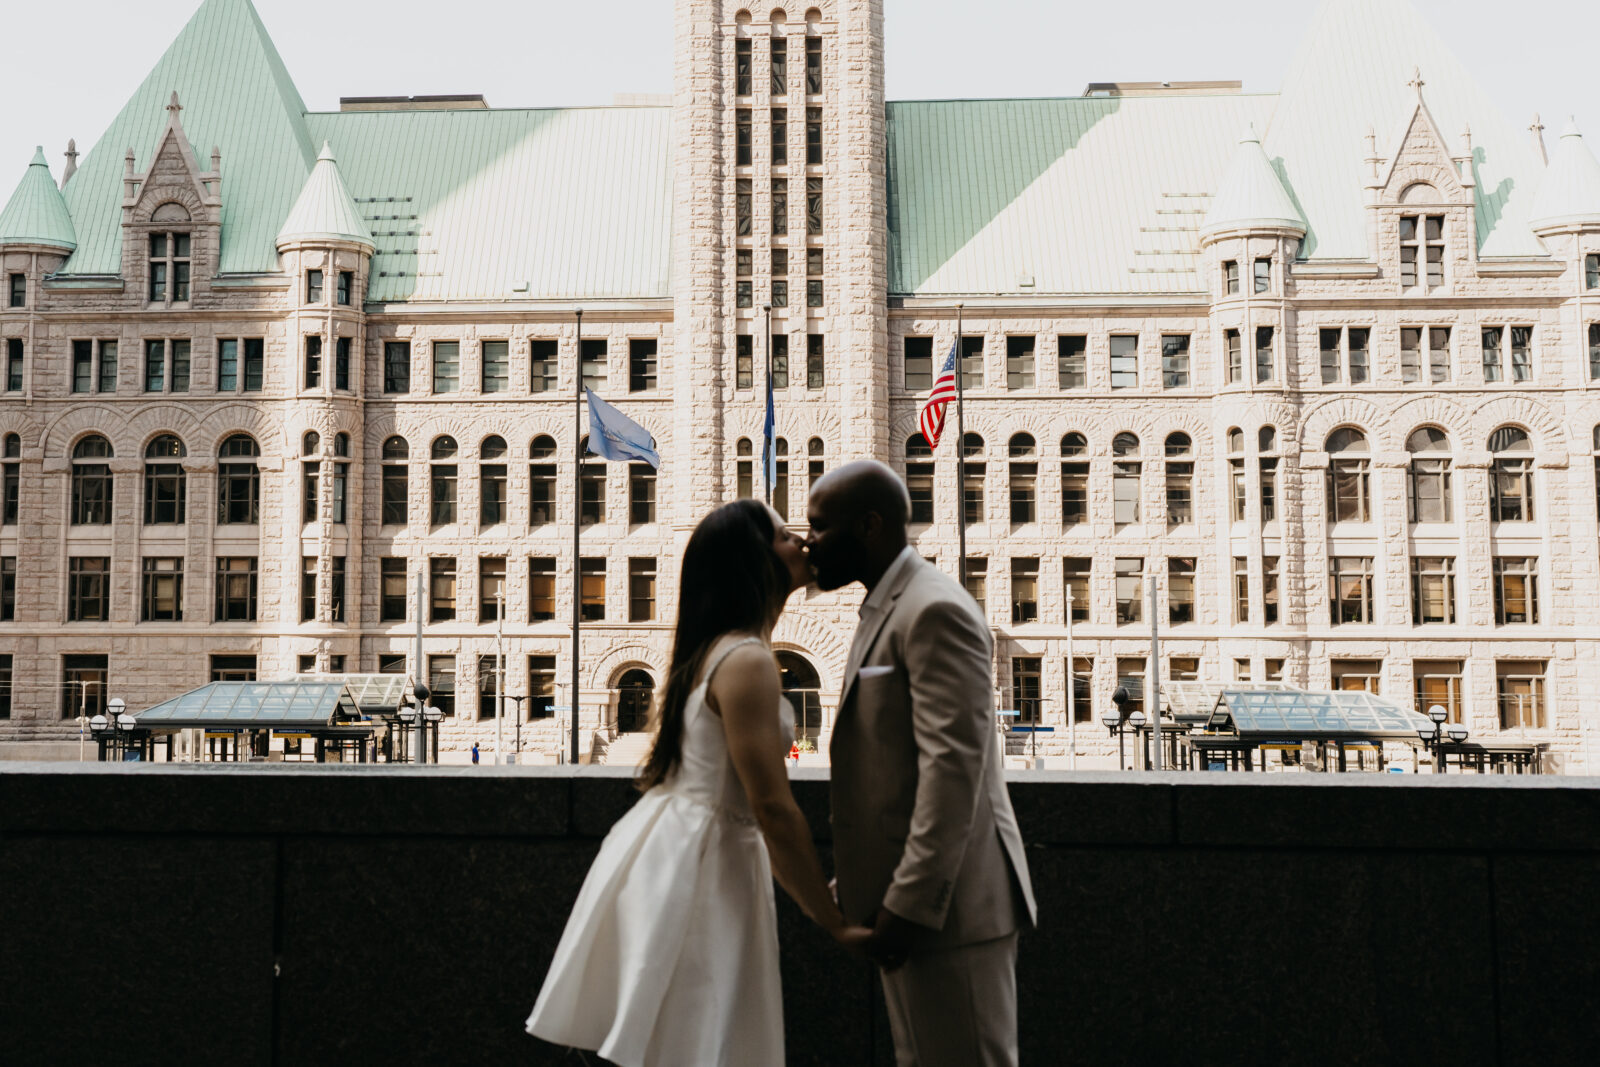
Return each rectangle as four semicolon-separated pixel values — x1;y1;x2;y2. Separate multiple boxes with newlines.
711;644;861;942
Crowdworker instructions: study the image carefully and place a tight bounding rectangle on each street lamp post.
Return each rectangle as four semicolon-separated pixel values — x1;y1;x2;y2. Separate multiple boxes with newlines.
88;697;135;761
1417;703;1470;773
1149;573;1164;772
1103;688;1147;771
504;694;529;757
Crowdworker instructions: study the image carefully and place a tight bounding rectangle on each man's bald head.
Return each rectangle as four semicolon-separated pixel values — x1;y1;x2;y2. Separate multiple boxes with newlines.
812;459;911;531
805;460;911;591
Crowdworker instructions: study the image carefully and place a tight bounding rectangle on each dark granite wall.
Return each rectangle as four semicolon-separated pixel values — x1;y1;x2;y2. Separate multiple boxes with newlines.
2;765;1596;1066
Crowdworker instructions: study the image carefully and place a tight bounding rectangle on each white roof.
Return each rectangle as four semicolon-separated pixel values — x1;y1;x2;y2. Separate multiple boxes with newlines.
1201;127;1306;239
1527;120;1600;232
276;142;374;249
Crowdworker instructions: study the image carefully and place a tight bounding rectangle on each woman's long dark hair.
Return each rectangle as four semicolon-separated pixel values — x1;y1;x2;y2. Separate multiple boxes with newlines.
637;499;791;792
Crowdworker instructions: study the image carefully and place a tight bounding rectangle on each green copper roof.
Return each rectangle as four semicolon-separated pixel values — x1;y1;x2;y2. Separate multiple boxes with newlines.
277;142;374;249
0;147;76;250
60;0;313;275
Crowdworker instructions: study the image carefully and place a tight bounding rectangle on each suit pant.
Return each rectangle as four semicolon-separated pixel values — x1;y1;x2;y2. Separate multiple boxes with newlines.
880;932;1018;1067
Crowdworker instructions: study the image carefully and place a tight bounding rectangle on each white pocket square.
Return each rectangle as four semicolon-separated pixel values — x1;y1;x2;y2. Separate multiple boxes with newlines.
858;666;894;679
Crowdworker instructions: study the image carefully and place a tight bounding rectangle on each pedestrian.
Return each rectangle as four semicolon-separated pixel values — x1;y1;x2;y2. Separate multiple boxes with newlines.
789;741;800;766
472;742;480;765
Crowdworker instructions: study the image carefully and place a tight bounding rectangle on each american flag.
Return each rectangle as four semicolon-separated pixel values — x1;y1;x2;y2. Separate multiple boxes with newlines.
917;339;960;449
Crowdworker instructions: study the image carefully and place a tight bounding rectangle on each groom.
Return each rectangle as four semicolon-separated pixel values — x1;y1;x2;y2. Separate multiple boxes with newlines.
806;461;1036;1067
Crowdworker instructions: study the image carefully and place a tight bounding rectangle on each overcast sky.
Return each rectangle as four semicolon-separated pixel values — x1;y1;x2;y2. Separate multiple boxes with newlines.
2;0;1595;178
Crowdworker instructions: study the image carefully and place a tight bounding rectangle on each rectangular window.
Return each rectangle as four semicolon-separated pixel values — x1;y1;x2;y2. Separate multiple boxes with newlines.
1116;658;1146;718
67;557;110;622
1587;253;1599;290
7;273;23;308
1491;454;1534;522
1223;260;1239;295
805;35;822;93
736;335;754;390
337;271;352;306
806;177;823;234
1400;214;1445;289
1320;328;1342;385
770;36;787;95
1261;455;1280;521
304;335;322;389
430;557;457;622
144;339;164;392
958;335;983;390
580;558;606;622
334;337;351;391
1169;557;1195;624
217;339;237;392
481;340;509;393
1509;326;1532;382
478;655;501;720
904;337;932;391
1331;659;1382;694
906;461;933;524
1253;258;1271;294
1263;556;1279;623
580;460;605;525
1005;336;1035;390
806;278;823;307
771;178;787;235
1411;557;1456;625
1063;558;1090;622
735;38;752;95
329;557;345;623
384;341;411;394
529;558;556;622
736;109;752;166
1161;334;1190;389
629;557;657;622
1;556;14;621
737;280;753;308
772;334;789;388
2;460;15;526
529;655;557;719
480;557;506;622
1010;656;1041;724
1113;460;1140;526
1114;558;1143;624
432;341;459;393
1481;326;1503;382
1057;335;1087;389
1413;660;1464;724
771;108;787;165
581;339;607;391
807;247;822;276
1589;323;1600;380
629;339;657;393
100;340;120;393
214;557;257;622
529;462;556;527
1225;329;1241;384
211;655;257;683
1109;335;1138;389
1061;457;1089;526
1009;558;1038;624
1171;658;1200;683
72;340;93;393
1330;556;1375;624
806;106;822;165
629;464;657;525
300;557;318;622
61;654;108;720
529;339;557;393
1493;557;1538;624
1254;326;1274;383
480;460;507;526
1402;327;1450;383
306;270;324;303
380;558;407;621
1497;661;1546;730
963;558;987;616
428;655;456;717
302;457;320;524
378;655;405;675
962;461;985;525
1008;459;1036;523
1429;326;1451;383
807;334;825;389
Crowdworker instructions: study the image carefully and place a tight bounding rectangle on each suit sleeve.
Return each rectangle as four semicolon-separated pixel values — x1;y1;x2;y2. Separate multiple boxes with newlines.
881;594;993;930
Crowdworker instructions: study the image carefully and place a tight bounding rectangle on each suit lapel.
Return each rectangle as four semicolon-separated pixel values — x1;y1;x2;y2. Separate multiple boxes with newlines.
839;556;921;709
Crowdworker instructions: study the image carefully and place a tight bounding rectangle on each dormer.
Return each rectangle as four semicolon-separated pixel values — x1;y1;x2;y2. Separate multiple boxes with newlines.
275;142;374;309
1199;127;1305;301
120;92;222;307
1363;70;1477;295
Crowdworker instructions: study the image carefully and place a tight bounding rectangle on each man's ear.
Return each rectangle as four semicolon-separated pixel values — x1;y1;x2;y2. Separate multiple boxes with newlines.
856;509;884;542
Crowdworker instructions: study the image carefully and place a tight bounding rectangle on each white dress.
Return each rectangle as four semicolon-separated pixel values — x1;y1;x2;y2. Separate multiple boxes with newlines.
527;637;793;1067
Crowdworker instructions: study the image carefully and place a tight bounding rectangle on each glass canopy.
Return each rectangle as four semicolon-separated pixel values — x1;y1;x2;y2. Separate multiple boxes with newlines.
135;682;361;729
1163;680;1294;722
1206;689;1431;740
290;674;410;715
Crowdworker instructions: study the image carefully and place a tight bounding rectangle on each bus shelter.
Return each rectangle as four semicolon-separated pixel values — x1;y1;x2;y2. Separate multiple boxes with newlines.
289;675;411;761
1180;688;1432;772
130;681;379;763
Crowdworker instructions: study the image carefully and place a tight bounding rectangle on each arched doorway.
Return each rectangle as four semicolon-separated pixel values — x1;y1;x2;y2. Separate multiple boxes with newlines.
777;652;823;743
615;670;655;734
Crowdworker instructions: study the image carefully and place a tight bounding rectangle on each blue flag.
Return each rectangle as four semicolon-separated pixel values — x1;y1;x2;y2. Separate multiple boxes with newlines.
585;389;660;469
760;366;776;497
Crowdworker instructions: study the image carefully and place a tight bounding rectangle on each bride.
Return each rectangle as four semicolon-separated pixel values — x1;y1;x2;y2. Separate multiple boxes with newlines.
527;499;872;1065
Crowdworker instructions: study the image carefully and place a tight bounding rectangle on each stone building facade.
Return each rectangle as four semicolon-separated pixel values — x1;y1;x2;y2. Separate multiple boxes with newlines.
1;0;1597;767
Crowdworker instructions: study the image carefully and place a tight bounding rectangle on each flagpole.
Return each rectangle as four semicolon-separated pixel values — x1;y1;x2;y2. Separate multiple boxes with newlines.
571;307;583;767
763;303;773;506
954;303;967;589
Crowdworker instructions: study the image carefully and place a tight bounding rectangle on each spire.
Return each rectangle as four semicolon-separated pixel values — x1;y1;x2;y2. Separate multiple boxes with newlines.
1530;114;1548;166
1527;119;1600;233
62;139;78;188
1200;126;1305;242
276;142;374;250
0;147;77;251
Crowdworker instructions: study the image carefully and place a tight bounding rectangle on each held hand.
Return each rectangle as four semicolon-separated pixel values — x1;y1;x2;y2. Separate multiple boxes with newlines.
867;907;923;972
830;923;875;957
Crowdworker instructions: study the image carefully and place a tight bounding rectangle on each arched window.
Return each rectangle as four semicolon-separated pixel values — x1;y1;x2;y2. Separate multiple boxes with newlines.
334;432;349;458
1226;428;1247;522
778;651;823;742
302;431;320;456
961;432;984;458
331;433;350;524
431;436;459;526
1112;434;1140;526
736;437;754;499
1407;427;1453;523
1164;433;1193;527
4;433;19;458
480;435;508;526
808;437;825;489
143;434;186;525
615;669;656;734
1008;434;1036;523
1326;428;1371;523
960;434;984;526
905;434;933;524
529;435;557;527
300;432;322;525
70;435;113;525
1258;426;1279;522
1490;426;1534;522
381;436;409;526
1061;433;1089;526
217;434;260;525
906;433;932;459
578;436;604;525
2;433;19;526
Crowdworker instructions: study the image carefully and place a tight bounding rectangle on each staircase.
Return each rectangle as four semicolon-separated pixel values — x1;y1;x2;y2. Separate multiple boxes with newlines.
601;732;654;769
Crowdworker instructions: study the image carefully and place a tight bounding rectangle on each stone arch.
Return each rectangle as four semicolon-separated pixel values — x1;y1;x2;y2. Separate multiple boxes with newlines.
1387;395;1473;449
1152;410;1215;459
1300;396;1389;451
131;182;204;225
1470;394;1564;451
151;201;191;223
587;642;663;692
40;405;128;459
772;608;850;694
1399;181;1440;204
0;416;41;455
197;404;278;459
613;667;657;734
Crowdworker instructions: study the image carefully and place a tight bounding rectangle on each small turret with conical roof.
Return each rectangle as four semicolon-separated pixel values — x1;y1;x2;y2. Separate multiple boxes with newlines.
1200;126;1306;243
276;142;373;251
1527;119;1600;234
0;147;77;252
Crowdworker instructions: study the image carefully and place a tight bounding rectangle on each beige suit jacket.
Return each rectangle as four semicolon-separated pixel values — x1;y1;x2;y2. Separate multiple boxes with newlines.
830;554;1037;949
